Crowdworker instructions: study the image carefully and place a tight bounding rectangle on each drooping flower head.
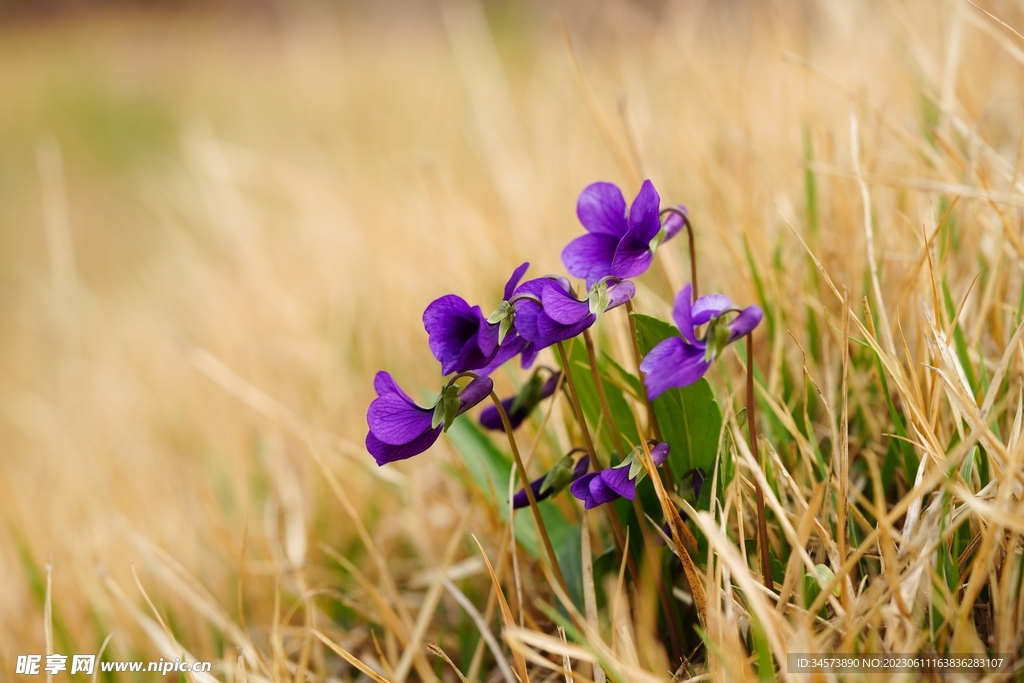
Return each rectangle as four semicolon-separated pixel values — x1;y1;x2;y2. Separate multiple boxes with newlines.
511;276;635;351
423;263;530;376
562;180;687;289
512;454;589;509
639;284;762;400
479;369;561;432
570;441;670;509
366;372;493;466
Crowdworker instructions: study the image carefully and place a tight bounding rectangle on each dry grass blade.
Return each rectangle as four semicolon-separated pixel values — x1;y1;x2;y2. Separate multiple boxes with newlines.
471;534;530;683
312;629;391;683
427;643;471;683
440;575;518;683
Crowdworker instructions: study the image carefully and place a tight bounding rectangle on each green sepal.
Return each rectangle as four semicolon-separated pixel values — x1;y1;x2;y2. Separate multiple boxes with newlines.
619;442;648;483
487;300;515;345
431;398;445;429
440;384;461;432
539;455;576;495
486;300;513;324
510;371;545;415
703;313;731;363
498;314;514;345
648;226;668;252
588;280;610;319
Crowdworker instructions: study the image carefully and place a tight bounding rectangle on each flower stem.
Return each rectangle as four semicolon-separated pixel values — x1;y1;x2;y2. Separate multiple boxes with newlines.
747;334;773;592
659;207;698;300
581;329;626;459
624;300;661;441
555;341;601;471
581;328;683;661
487;389;568;598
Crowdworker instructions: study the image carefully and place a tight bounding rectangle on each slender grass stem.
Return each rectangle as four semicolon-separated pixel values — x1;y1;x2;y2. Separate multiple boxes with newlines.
582;329;626;459
555;341;600;470
580;328;683;661
486;390;568;597
624;300;661;440
659;207;698;299
747;334;773;592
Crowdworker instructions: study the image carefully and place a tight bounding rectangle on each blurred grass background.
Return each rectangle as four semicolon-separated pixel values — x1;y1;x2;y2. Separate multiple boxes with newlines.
1;0;1023;676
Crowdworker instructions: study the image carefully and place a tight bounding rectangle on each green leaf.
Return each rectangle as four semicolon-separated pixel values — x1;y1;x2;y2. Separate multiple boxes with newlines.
444;419;578;570
556;337;640;459
633;313;723;475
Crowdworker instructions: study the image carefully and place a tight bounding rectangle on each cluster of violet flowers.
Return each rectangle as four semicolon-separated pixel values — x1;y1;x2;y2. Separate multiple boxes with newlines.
365;179;762;518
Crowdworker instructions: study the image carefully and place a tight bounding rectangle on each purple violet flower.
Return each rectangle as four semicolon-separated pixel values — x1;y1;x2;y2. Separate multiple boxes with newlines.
365;371;493;466
479;370;561;432
512;455;589;509
562;180;686;289
639;284;762;400
511;276;635;351
423;263;530;376
570;442;670;508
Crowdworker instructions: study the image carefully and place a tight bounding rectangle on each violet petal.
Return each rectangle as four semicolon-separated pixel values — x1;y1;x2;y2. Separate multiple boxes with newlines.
366;427;442;466
726;305;764;343
600;466;636;500
627;179;662;244
670;284;698;345
577;182;628;237
562;233;618;286
640;336;712;400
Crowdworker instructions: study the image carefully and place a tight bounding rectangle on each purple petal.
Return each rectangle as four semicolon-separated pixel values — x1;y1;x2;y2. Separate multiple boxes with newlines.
373;371;416;405
606;281;636;310
662;205;687;241
540;281;588;325
456;376;494;415
609;236;654;280
572;457;590;479
512;457;588;508
423;295;482;375
562;233;618;285
691;294;731;327
519;341;538;368
577;182;628;237
650;442;670;467
512;475;547;509
570;473;599;504
476;335;528;377
671;284;697;344
479;395;518;431
627;180;662;244
600;466;636;500
367;373;435;446
640;336;711;400
587;473;620;507
727;305;764;343
366;426;442;466
535;311;595;347
503;262;530;301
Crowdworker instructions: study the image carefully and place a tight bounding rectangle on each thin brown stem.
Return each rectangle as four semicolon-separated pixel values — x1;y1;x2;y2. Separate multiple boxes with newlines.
580;329;683;662
747;334;773;592
555;341;601;471
660;207;698;300
624;300;661;441
487;390;568;597
582;329;626;459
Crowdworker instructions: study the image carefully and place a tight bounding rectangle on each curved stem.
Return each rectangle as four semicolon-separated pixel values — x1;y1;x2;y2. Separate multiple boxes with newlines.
660;207;698;300
487;390;568;597
747;334;772;592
